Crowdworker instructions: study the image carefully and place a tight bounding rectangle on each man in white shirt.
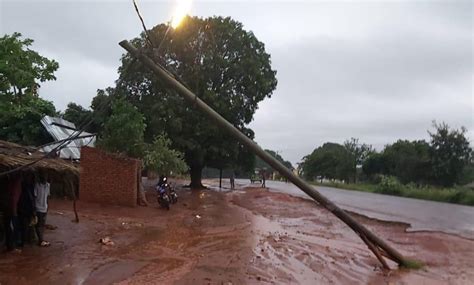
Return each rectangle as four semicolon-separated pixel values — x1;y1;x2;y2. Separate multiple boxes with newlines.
34;174;50;247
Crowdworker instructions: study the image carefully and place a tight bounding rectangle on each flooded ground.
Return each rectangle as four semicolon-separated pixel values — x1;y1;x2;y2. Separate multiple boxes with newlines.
1;183;473;284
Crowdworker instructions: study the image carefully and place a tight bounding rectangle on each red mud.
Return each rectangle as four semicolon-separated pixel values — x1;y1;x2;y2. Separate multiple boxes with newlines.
0;186;473;284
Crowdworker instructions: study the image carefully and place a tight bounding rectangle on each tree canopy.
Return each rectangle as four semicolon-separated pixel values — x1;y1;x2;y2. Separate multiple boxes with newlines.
361;123;471;186
429;122;471;186
301;142;353;182
343;138;373;182
0;33;59;146
255;149;293;171
63;102;92;130
363;140;431;184
0;33;58;97
0;95;56;146
116;16;277;187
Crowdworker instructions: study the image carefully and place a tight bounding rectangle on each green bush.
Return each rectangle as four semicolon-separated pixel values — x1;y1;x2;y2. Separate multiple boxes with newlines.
375;176;403;195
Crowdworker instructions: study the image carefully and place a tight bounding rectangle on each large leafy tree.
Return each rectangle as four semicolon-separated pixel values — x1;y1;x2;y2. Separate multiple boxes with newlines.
378;140;431;184
343;138;373;183
0;33;59;146
429;122;471;186
301;143;353;182
117;16;277;188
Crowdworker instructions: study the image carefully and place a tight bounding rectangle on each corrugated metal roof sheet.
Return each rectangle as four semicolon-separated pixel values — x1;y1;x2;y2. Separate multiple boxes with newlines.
40;115;96;160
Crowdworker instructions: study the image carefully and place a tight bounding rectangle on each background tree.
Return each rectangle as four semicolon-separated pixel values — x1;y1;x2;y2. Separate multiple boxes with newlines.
0;95;56;145
62;102;92;130
96;98;146;158
374;140;432;184
255;149;293;171
0;33;59;145
362;152;387;179
343;138;372;183
116;16;277;188
62;87;118;134
93;94;188;175
429;122;472;186
301;143;353;182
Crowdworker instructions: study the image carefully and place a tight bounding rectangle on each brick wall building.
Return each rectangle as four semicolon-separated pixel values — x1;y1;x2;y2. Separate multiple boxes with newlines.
80;147;140;207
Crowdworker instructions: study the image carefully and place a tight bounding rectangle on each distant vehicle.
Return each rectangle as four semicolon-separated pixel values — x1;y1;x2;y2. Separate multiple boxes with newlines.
250;173;262;183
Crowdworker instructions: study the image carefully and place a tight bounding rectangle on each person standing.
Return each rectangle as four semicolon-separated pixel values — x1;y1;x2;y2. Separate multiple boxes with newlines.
5;173;22;252
34;174;50;247
230;171;235;190
261;170;266;188
18;172;36;247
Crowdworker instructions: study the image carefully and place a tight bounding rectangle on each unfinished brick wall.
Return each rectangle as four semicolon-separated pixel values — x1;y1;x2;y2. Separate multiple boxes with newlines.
80;147;140;207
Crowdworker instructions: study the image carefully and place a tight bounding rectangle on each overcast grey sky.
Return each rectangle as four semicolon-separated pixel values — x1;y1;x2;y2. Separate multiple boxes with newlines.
1;0;472;164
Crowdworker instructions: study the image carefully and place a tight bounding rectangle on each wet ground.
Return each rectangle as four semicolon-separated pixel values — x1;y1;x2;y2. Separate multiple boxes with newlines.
1;183;473;284
214;179;474;239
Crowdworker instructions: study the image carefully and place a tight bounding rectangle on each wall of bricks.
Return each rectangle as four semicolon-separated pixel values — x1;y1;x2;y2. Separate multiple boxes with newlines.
79;147;140;207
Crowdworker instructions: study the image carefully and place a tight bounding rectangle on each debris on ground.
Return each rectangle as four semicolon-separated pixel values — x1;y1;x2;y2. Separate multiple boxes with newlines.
99;237;115;246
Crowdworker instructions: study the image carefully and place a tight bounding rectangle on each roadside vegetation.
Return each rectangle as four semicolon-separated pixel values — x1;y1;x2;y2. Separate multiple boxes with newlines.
301;123;473;206
312;177;474;206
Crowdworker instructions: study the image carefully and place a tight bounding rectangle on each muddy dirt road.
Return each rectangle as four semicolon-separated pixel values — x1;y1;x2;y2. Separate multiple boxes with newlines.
209;178;474;239
1;186;473;284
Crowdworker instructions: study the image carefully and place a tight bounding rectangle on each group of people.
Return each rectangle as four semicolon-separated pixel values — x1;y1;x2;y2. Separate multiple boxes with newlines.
1;171;51;252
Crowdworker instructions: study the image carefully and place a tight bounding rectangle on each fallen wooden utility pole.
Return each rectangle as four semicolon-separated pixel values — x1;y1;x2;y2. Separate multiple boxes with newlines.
119;40;410;268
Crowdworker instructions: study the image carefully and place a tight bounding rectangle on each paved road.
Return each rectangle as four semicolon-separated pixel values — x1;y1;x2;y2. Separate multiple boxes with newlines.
209;179;474;239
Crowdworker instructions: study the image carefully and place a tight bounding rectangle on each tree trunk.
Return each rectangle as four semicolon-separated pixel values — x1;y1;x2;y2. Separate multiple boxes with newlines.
190;165;204;189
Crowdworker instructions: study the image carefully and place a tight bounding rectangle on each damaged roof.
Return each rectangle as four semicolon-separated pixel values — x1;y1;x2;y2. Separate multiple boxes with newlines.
0;139;79;176
41;115;96;160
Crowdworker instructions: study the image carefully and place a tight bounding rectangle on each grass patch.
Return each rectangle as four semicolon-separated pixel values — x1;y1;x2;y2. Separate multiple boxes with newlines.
311;180;474;206
400;259;424;269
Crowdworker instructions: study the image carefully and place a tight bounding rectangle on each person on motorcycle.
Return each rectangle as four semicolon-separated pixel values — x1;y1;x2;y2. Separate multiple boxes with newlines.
155;175;171;210
156;175;167;188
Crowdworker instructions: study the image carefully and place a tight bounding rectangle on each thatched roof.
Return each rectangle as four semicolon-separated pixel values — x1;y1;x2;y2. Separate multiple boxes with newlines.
0;140;79;177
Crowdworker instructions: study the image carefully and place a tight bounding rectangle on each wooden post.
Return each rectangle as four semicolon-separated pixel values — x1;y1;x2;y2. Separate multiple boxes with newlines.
219;168;223;188
119;40;409;267
68;178;79;223
360;233;390;270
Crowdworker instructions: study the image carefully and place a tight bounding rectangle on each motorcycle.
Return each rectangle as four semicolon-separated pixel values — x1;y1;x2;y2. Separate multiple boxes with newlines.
156;184;170;210
168;183;178;204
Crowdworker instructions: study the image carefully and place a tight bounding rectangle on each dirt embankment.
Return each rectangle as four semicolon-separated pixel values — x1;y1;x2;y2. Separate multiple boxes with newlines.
0;186;473;284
